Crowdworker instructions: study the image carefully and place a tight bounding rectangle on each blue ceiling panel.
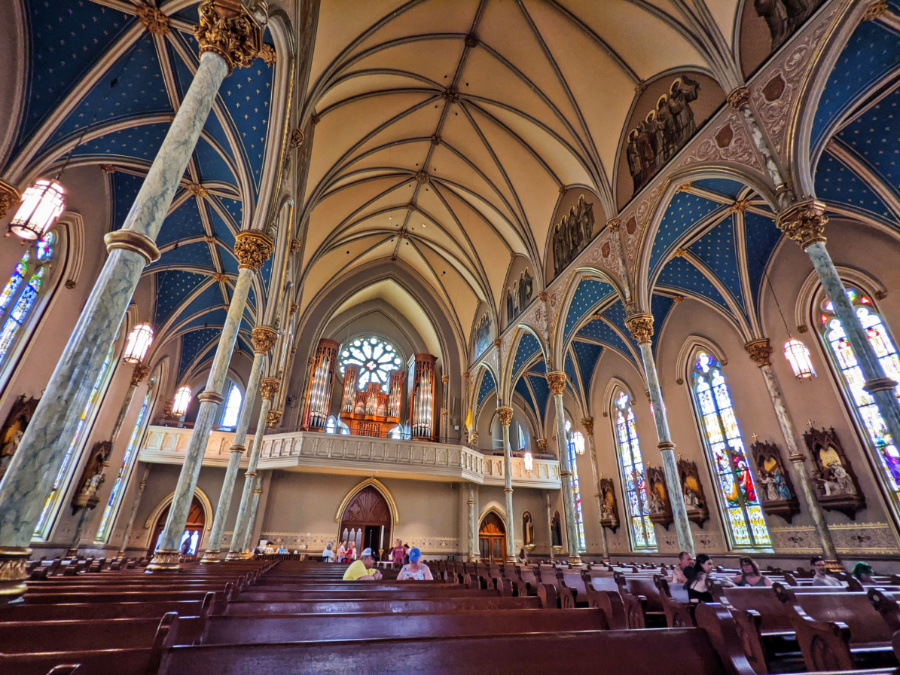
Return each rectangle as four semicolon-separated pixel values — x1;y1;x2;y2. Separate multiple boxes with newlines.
477;369;496;412
260;257;273;285
527;358;547;375
181;308;229;332
156;196;207;248
649;192;724;275
743;211;783;303
208;205;237;241
220;62;274;191
576;319;634;363
238;335;254;355
219;197;243;228
19;0;133;149
602;300;630;337
526;374;550;420
111;172;144;231
247;285;258;315
815;151;897;224
219;249;240;276
153;242;215;272
656;257;730;310
650;294;675;340
154;270;208;326
688;215;745;309
514;377;538;418
572;339;603;394
512;332;541;379
177;282;224;323
563;278;616;343
72;122;170;162
693;178;744;200
195;137;237;185
45;34;169;148
811;19;900;148
179;327;221;378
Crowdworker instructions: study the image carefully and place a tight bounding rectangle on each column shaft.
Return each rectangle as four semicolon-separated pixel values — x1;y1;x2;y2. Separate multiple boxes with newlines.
149;267;255;570
468;483;478;562
583;423;609;560
636;341;694;555
245;474;264;552
201;351;266;562
498;409;516;563
118;463;151;556
549;388;582;564
545;490;555;560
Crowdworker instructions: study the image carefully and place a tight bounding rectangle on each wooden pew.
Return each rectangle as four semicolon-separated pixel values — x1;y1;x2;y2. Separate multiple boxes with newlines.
224;596;543;615
0;594;217;622
615;572;668;628
653;575;695;628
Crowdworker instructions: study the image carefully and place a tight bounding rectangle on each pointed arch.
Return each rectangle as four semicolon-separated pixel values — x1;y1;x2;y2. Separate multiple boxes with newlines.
552;267;625;368
141;486;213;551
334;478;399;525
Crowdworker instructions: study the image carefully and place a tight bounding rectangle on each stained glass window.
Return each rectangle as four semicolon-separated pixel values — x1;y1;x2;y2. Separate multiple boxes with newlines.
820;288;900;503
614;391;657;551
338;336;402;392
95;387;153;542
220;384;242;429
691;353;771;549
35;343;115;538
0;231;56;367
564;419;587;552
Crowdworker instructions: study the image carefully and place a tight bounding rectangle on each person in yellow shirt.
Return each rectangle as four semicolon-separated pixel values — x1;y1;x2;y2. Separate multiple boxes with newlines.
342;547;383;581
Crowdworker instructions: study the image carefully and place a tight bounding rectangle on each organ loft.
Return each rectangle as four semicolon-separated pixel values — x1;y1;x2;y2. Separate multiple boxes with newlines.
0;0;899;671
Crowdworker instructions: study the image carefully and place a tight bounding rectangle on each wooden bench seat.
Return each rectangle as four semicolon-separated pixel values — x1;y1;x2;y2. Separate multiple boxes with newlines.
233;587;498;602
616;573;668;629
224;595;543;615
0;593;217;622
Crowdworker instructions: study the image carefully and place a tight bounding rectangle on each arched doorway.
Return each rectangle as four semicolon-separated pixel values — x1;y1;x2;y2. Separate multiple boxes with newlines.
148;496;205;557
479;511;506;564
338;486;392;558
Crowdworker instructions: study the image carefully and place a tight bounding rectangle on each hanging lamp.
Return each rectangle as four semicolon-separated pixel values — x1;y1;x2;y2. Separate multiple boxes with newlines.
171;386;192;417
7;179;66;241
122;323;154;364
764;263;816;380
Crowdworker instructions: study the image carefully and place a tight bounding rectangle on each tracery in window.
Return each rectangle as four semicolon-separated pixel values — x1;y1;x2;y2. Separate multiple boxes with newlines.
338;336;402;392
35;342;115;537
564;418;587;552
691;353;771;549
613;391;656;551
220;384;242;429
0;231;56;366
819;288;900;502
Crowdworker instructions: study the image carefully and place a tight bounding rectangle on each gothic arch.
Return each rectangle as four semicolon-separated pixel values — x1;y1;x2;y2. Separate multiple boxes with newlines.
141;486;213;552
334;478;399;526
675;335;729;383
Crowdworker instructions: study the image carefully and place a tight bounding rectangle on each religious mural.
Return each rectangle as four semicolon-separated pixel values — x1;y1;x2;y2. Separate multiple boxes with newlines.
472;305;493;359
0;395;38;480
503;257;536;328
750;439;800;522
740;0;826;77
547;190;605;280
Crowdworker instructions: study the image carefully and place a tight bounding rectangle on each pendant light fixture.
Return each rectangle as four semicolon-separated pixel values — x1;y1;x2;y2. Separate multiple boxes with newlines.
122;323;154;364
764;266;816;380
171;386;193;417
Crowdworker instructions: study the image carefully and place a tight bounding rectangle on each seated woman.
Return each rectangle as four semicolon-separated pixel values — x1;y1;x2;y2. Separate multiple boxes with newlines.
397;547;433;580
852;561;875;584
730;556;772;587
684;553;714;603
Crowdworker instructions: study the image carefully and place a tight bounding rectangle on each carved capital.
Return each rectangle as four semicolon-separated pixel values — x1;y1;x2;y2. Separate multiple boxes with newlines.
0;546;31;600
496;406;513;427
745;338;773;367
258;43;276;65
289;128;303;148
234;230;274;271
536;438;548;453
776;200;828;249
581;417;594;435
259;377;280;401
266;409;282;427
865;1;888;21
251;325;278;354
546;371;566;396
625;313;654;345
727;86;751;109
137;5;170;35
131;363;150;386
195;0;265;74
607;218;620;232
104;230;160;265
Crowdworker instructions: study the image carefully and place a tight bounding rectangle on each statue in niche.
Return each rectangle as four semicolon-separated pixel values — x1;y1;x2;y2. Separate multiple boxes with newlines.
804;426;865;519
677;458;709;527
72;440;113;514
750;439;800;522
473;312;492;357
599;477;619;533
753;0;824;51
523;511;535;547
551;194;595;275
645;466;673;529
505;268;534;325
0;395;39;480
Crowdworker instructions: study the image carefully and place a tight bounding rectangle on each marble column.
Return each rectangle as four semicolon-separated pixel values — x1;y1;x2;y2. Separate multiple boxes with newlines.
246;474;265;552
200;344;269;563
625;314;695;555
117;463;151;557
745;339;839;563
227;377;278;560
148;236;273;572
778;201;900;515
497;406;517;563
470;485;479;562
68;362;151;556
545;490;555;560
546;373;582;565
441;374;450;441
582;417;610;561
0;0;265;597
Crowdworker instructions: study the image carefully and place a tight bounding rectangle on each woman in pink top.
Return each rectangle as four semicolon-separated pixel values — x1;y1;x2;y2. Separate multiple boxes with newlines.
391;539;405;566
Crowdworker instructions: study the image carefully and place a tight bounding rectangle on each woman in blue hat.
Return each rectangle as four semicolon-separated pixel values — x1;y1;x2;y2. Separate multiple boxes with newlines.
397;547;433;580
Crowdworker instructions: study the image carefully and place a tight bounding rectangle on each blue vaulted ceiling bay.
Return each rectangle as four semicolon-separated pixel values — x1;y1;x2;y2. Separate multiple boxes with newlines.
686;215;745;311
514;377;538;418
14;1;279;375
476;369;497;413
511;332;541;380
563;278;616;344
649;191;725;276
574;315;635;367
571;340;603;395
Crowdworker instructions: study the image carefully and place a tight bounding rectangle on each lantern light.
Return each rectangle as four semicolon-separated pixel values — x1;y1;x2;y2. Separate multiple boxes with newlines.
574;431;586;456
8;179;66;241
171;386;192;417
123;323;154;364
784;338;816;380
523;450;534;472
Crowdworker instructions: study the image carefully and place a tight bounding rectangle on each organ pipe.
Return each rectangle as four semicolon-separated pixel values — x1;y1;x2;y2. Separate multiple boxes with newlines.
409;354;437;440
303;338;338;430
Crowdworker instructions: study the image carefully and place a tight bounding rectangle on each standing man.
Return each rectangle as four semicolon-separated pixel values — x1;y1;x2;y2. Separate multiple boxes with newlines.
343;548;383;581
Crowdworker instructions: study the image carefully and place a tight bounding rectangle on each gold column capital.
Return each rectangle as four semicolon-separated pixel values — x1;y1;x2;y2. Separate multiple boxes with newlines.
727;86;751;109
259;377;280;401
137;5;170;35
776;199;828;249
234;231;274;271
745;338;773;368
496;406;513;427
581;417;594;435
0;179;20;220
545;371;566;396
266;409;282;427
251;325;278;354
131;363;151;385
258;43;276;65
195;0;266;74
625;313;654;345
865;1;888;21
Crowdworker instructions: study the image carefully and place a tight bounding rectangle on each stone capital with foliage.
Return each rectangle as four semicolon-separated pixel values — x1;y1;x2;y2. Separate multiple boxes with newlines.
234;230;274;271
195;0;266;74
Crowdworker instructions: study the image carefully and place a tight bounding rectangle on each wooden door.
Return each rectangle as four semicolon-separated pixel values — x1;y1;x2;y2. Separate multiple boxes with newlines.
478;511;506;564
